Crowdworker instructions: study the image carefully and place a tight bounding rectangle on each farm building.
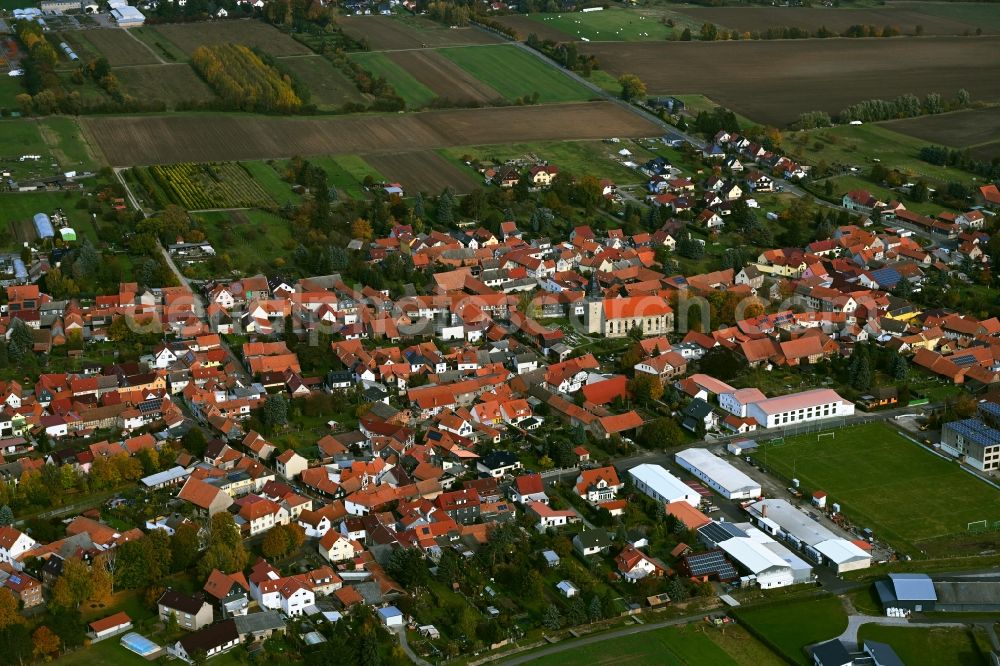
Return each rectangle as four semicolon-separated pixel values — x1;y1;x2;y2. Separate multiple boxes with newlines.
744;388;854;429
111;5;145;26
674;448;761;500
745;499;870;574
627;463;699;507
932;577;1000;612
874;573;936;613
33;214;54;240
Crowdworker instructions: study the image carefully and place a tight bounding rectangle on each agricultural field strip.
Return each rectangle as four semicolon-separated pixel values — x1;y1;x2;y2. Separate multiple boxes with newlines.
676;5;995;35
881;106;1000;148
79;102;660;166
386;50;502;103
582;36;1000;127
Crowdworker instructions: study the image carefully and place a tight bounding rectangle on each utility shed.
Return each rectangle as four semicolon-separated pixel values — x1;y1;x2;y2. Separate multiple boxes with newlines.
674;447;761;500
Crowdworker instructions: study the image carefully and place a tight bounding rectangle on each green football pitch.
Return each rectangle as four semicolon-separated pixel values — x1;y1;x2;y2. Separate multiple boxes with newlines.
756;422;1000;554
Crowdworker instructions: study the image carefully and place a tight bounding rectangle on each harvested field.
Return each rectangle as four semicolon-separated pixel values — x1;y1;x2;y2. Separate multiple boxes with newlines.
279;55;364;108
677;6;995;35
115;64;215;108
584;36;1000;126
153;20;311;57
969;141;1000;162
882;106;1000;149
387;50;502;104
364;151;478;194
80;101;659;166
64;28;160;66
339;15;498;50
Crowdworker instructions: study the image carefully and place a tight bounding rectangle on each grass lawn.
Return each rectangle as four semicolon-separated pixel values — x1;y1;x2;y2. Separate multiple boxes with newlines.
0;74;24;111
194;208;295;275
782;123;981;187
350;51;436;109
734;595;847;665
856;625;986;666
37;117;100;171
0;190;97;249
525;8;677;42
280;55;364;108
439;139;647;185
531;623;783;666
307;155;385;200
587;68;621;95
240;160;301;207
753;422;1000;557
438;44;593;104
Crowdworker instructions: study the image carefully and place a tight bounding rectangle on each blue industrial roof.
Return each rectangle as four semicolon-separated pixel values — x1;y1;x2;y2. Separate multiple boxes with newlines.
888;573;937;601
33;213;54;239
945;419;1000;448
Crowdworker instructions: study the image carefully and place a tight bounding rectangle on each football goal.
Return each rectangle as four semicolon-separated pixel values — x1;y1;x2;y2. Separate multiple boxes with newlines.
817;432;836;442
967;520;988;533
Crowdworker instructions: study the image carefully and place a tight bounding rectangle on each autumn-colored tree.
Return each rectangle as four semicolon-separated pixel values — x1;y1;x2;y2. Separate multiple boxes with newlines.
629;373;664;404
261;527;291;559
33;625;61;659
51;558;94;610
351;218;374;241
0;589;24;629
284;524;306;552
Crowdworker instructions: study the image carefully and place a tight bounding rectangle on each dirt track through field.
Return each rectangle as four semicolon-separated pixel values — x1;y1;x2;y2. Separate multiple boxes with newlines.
583;36;1000;126
364;151;479;194
387;50;502;103
80;102;660;166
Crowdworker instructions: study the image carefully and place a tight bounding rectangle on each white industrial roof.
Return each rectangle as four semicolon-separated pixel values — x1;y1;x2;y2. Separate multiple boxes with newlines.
747;498;837;547
675;448;761;496
628;464;695;503
738;523;813;574
112;5;143;19
719;537;789;575
814;539;871;565
887;573;936;601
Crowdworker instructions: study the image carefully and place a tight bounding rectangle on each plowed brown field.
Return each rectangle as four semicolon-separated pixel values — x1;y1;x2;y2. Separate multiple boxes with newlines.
583;36;1000;126
387;50;502;104
80;101;660;166
364;151;479;194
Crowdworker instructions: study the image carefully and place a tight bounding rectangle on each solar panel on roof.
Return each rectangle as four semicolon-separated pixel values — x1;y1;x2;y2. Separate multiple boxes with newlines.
686;551;729;576
951;354;976;367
